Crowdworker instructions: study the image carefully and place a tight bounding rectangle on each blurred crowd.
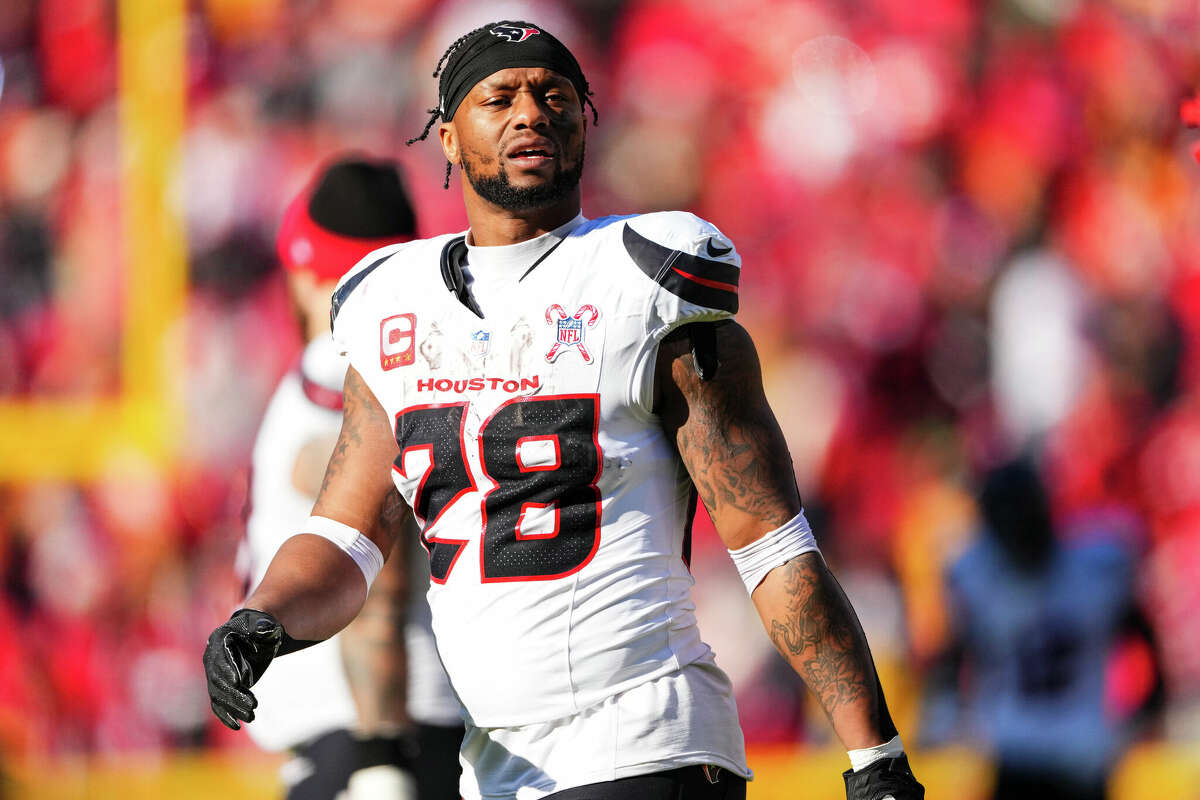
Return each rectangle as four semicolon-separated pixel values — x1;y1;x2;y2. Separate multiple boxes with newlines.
1;0;1199;792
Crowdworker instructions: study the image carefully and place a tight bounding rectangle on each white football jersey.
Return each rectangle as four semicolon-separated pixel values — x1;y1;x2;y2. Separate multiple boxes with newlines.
331;212;744;730
241;335;461;752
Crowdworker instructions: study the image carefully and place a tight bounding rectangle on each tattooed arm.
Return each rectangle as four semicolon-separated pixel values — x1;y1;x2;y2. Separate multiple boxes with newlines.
245;366;408;642
339;492;412;732
655;321;897;749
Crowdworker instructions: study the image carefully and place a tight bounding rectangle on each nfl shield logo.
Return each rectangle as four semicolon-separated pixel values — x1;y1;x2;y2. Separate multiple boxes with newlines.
470;329;491;358
544;303;600;364
556;317;582;345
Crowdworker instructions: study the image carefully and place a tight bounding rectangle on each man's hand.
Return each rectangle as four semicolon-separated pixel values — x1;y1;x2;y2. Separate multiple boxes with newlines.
203;608;284;730
843;755;924;800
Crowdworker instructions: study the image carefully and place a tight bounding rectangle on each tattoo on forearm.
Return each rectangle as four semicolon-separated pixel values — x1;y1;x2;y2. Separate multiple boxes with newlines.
341;600;407;730
667;324;799;526
767;555;876;724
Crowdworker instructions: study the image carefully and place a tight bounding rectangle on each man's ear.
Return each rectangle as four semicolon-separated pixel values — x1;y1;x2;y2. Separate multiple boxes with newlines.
438;122;459;165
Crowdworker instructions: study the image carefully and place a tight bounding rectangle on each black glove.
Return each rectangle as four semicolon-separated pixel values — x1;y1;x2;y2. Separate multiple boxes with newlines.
844;754;924;800
203;608;284;730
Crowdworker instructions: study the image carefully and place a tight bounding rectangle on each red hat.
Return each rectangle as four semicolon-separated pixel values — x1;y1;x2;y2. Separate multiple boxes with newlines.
277;156;418;282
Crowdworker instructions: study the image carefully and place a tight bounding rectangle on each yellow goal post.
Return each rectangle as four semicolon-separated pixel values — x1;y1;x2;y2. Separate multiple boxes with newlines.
0;0;186;481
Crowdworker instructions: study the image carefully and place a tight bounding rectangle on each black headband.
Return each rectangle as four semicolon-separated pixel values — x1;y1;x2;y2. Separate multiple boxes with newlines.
439;21;588;122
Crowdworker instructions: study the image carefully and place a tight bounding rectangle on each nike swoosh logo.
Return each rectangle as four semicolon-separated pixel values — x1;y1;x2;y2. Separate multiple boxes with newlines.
705;238;732;258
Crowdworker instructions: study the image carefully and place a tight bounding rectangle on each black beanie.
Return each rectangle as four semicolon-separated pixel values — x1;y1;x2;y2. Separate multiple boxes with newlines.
306;159;417;239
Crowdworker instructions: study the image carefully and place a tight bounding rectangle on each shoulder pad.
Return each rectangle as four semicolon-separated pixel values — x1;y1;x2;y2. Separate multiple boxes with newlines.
622;212;739;313
624;211;739;263
329;252;391;328
328;239;422;328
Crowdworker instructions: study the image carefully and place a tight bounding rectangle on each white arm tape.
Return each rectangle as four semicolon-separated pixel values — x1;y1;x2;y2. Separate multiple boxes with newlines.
847;734;905;771
302;515;384;589
727;510;821;595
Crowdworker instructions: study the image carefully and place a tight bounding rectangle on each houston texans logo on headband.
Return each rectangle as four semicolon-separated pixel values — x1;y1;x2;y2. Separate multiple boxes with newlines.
491;24;540;43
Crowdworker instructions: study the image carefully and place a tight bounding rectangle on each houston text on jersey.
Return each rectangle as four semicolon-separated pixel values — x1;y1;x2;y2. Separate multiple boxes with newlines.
416;376;542;394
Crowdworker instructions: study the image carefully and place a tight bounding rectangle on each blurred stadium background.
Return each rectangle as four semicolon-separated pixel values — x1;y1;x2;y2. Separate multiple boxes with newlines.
1;0;1199;797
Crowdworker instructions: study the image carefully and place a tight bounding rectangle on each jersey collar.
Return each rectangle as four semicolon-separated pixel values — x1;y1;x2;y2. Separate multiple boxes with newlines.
441;214;586;317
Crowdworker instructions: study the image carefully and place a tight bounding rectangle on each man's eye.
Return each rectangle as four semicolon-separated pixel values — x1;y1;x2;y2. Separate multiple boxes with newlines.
485;97;510;106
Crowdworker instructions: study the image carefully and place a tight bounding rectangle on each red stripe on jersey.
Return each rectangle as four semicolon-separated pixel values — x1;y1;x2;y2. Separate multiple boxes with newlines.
670;265;738;294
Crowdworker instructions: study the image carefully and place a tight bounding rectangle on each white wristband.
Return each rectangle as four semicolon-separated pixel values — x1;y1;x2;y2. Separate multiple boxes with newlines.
847;734;905;771
727;510;821;595
302;515;384;588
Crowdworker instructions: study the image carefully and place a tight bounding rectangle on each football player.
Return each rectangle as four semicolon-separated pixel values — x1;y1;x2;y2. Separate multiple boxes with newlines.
207;23;923;800
238;157;463;800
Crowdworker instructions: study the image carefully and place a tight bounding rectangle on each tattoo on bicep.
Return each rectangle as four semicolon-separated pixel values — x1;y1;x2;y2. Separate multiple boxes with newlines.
372;488;412;560
317;368;372;499
378;487;407;530
767;555;872;719
670;325;799;526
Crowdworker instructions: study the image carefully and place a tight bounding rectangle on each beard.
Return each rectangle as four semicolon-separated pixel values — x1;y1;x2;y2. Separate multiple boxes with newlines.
461;142;585;212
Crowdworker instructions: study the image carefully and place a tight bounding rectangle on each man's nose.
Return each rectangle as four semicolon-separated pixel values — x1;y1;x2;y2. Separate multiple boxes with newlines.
511;91;549;129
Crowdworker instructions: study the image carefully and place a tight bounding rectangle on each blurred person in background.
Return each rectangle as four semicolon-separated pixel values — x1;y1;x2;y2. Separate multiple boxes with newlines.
921;458;1162;800
205;20;922;800
239;156;463;800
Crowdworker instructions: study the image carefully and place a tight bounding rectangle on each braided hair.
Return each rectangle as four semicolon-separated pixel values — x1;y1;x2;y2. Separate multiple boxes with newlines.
406;22;599;189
